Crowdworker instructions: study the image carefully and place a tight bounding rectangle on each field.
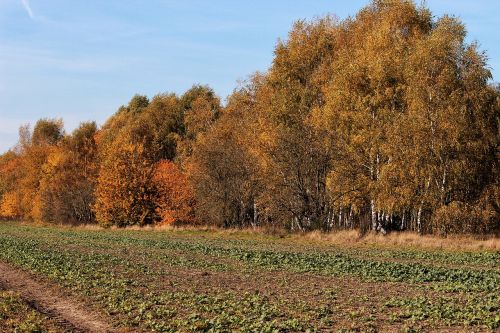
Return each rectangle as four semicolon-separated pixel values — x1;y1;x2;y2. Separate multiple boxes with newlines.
0;222;498;332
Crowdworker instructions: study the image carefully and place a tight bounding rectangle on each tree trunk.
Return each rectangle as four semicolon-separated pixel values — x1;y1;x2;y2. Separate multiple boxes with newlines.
371;199;377;231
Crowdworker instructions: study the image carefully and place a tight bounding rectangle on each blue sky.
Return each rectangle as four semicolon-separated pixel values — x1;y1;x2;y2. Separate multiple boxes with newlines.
1;1;499;153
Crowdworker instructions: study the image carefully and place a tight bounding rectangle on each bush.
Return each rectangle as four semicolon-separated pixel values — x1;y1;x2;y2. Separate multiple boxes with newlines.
432;191;499;235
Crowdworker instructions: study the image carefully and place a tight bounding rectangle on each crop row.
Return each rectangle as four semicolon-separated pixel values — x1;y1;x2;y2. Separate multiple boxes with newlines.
12;225;496;293
0;223;498;331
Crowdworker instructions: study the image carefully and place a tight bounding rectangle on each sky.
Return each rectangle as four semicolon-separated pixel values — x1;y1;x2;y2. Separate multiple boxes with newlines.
0;1;499;153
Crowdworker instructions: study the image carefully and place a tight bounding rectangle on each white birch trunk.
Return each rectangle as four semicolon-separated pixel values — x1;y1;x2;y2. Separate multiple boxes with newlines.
371;199;377;230
417;204;423;234
348;206;353;229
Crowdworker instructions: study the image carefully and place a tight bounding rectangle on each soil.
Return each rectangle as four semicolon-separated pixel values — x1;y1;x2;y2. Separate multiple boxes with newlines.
0;261;116;333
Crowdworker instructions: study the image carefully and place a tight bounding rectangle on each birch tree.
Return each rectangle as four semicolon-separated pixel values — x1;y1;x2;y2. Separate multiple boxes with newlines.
187;83;260;228
255;18;336;231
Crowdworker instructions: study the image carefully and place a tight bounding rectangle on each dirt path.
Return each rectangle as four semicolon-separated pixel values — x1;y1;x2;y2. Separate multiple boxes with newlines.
0;261;116;333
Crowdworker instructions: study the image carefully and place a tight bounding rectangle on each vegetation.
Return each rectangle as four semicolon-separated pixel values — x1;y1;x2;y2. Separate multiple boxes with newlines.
0;0;498;235
0;290;60;333
0;221;498;332
1;1;498;332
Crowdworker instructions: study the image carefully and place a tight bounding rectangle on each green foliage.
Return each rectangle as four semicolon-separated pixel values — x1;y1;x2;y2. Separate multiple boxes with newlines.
0;222;497;331
31;118;64;146
0;290;57;332
385;294;499;329
125;94;149;114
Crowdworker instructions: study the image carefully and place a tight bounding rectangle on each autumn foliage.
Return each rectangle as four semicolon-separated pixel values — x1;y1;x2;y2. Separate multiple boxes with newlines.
0;1;498;235
154;160;196;225
94;141;158;227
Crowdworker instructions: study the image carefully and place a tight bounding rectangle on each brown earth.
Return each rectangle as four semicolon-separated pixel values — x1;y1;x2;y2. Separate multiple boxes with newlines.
0;261;116;333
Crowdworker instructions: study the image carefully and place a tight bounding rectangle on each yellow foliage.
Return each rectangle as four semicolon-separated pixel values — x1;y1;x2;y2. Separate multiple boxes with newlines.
0;192;19;218
94;141;158;227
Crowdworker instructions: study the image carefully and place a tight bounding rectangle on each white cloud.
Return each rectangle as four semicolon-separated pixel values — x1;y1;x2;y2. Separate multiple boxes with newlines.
20;0;34;19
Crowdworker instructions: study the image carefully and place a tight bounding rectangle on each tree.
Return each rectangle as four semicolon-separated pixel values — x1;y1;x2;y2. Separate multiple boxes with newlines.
176;85;221;164
154;160;196;225
143;93;183;160
93;93;185;227
94;139;158;227
16;119;64;221
316;0;499;234
31;118;64;146
316;0;433;232
398;16;499;233
0;151;22;219
187;82;261;227
2;0;498;235
37;122;98;224
254;18;336;231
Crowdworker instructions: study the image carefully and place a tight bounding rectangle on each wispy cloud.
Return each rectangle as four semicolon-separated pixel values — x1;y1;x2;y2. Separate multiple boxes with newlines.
20;0;34;19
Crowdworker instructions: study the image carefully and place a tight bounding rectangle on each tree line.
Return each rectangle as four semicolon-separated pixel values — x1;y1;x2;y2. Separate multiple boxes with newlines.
1;0;498;235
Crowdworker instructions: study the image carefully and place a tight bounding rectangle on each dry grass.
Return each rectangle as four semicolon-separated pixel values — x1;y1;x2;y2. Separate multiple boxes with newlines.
21;220;499;252
302;230;500;251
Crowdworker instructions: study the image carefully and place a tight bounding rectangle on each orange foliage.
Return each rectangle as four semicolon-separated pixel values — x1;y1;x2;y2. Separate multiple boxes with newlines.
17;144;57;221
154;160;196;225
0;192;20;218
94;142;158;227
0;156;20;178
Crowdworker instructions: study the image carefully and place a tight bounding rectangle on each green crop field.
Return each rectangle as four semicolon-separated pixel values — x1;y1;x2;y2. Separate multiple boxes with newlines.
0;221;498;332
0;289;62;332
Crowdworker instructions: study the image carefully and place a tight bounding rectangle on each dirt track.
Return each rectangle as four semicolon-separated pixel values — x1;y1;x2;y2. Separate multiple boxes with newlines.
0;261;115;333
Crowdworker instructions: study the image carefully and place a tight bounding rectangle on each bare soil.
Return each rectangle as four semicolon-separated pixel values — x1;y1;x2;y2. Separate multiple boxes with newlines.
0;261;116;333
